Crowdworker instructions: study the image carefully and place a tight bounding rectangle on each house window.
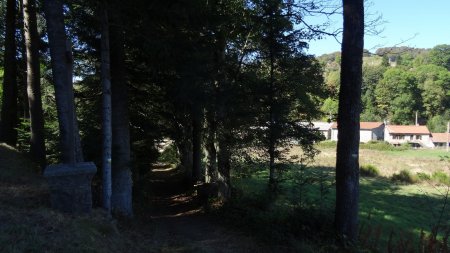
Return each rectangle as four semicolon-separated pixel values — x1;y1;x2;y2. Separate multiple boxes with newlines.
416;135;422;140
393;135;405;140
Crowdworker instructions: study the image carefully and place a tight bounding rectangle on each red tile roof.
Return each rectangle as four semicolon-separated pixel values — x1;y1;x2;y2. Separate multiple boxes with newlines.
431;133;450;143
331;122;384;130
386;125;430;134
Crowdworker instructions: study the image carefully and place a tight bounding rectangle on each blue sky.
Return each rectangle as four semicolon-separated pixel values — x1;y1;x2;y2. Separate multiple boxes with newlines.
304;0;450;56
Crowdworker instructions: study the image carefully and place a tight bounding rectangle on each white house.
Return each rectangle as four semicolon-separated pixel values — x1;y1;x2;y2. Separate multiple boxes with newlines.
431;133;450;148
384;125;434;148
330;122;384;143
311;122;333;140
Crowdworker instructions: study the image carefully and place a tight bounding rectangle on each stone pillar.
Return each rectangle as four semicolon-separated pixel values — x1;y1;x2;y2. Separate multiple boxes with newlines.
44;162;97;214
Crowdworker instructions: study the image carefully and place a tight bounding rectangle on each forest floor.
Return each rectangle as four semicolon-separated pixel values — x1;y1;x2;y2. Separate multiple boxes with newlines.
0;144;267;253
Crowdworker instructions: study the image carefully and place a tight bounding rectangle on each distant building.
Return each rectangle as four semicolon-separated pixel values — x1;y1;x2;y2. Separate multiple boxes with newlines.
431;133;450;148
384;125;434;148
330;122;384;143
311;122;333;140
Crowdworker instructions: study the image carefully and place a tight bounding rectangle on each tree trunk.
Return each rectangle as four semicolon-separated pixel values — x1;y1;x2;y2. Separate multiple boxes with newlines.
110;6;133;217
18;0;30;120
23;0;46;168
1;0;18;146
43;0;83;164
217;134;231;200
205;109;217;183
334;0;364;242
101;3;112;214
191;103;203;183
268;42;276;190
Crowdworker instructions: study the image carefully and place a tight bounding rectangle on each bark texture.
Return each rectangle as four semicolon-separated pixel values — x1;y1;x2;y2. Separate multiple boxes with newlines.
334;0;364;242
191;103;203;183
110;7;133;217
23;0;46;167
101;4;112;213
1;0;18;146
43;0;83;163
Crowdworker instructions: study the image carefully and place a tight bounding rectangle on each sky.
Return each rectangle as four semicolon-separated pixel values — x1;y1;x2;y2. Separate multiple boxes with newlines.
304;0;450;56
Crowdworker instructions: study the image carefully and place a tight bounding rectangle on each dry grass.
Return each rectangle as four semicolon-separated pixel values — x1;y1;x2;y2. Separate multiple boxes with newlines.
289;145;450;178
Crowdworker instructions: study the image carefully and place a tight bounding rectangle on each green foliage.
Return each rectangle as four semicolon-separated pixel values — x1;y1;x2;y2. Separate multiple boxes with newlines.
360;164;380;177
416;172;431;181
391;170;418;184
375;68;419;124
157;143;179;164
428;44;450;70
16;118;31;154
321;46;450;126
360;141;409;151
320;98;338;121
427;113;450;132
431;171;450;185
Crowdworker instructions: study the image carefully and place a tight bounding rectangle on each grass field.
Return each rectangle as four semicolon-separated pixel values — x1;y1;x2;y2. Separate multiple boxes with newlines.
230;145;450;251
290;144;450;177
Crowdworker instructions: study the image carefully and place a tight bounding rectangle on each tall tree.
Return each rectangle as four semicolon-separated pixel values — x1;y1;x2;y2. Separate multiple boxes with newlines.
43;0;83;163
109;4;133;217
101;2;112;213
23;0;46;167
1;0;18;146
191;102;203;183
334;0;364;243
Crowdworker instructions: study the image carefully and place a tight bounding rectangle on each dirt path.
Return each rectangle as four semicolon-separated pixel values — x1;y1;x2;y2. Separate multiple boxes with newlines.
131;166;265;253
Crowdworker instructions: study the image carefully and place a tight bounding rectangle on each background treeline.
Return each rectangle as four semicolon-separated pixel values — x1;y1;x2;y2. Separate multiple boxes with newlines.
318;45;450;132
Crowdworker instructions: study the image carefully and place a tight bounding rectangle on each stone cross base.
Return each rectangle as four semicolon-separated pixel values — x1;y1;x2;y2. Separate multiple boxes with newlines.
44;162;97;214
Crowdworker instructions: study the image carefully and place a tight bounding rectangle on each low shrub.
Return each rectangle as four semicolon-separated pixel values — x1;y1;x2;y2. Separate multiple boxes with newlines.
391;170;418;184
431;171;450;186
360;141;410;151
416;172;431;181
360;164;380;177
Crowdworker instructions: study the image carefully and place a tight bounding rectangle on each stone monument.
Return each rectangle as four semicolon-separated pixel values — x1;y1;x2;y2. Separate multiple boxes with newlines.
44;162;97;214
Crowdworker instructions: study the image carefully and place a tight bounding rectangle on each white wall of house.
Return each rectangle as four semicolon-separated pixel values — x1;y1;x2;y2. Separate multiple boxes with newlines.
331;128;338;141
331;127;383;142
360;130;373;142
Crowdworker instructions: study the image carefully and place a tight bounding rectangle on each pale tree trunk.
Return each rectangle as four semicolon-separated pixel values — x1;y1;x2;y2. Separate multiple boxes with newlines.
191;103;203;183
101;3;112;213
205;109;217;183
217;133;231;200
23;0;46;168
43;0;83;164
1;0;18;146
110;5;133;217
214;30;231;201
334;0;364;242
18;1;30;120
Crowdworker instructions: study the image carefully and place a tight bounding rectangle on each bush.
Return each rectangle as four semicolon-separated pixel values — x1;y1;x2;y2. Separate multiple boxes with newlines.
416;172;431;181
391;170;418;184
360;164;380;177
360;141;410;151
431;171;450;185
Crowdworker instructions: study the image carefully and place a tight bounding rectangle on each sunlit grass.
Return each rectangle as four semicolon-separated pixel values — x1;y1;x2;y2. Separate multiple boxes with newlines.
232;163;450;250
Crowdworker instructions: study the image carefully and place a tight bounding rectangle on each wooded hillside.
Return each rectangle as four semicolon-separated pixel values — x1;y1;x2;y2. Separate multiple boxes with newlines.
318;45;450;132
